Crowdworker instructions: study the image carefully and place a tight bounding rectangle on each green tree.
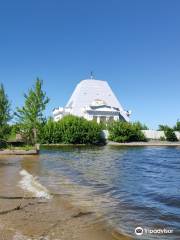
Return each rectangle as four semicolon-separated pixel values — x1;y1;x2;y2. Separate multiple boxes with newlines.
174;120;180;132
0;84;11;144
15;78;49;145
134;121;149;130
158;124;170;131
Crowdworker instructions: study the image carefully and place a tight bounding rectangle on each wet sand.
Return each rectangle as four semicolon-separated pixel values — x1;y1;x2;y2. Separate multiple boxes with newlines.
0;156;131;240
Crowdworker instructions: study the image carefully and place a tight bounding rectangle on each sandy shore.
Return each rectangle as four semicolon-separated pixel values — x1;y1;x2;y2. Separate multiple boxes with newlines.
0;194;132;240
108;140;180;146
0;156;131;240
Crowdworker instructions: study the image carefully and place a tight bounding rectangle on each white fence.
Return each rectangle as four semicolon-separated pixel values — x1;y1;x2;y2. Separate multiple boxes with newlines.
102;130;180;140
175;131;180;140
142;130;180;140
142;130;165;140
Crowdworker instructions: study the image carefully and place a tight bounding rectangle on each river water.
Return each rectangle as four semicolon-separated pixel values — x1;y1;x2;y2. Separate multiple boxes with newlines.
1;146;180;239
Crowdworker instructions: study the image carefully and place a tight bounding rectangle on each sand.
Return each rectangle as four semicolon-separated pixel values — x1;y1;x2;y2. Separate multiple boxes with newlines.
0;156;131;240
108;140;180;146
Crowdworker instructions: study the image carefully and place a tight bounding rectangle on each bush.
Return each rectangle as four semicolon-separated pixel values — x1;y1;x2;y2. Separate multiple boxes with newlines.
0;139;8;149
39;118;62;144
174;121;180;132
108;121;147;143
158;124;170;131
134;121;149;130
164;128;178;142
0;124;11;149
160;136;166;141
0;124;11;140
41;115;104;145
158;124;178;141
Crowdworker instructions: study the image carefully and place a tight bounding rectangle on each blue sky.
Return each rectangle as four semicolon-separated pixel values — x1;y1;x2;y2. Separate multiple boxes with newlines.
0;0;180;129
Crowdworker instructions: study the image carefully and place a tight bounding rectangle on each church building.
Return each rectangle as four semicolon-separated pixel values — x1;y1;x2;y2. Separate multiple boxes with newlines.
53;77;131;123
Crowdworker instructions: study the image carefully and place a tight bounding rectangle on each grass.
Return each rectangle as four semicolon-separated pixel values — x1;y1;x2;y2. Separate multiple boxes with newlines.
7;145;35;151
0;144;36;151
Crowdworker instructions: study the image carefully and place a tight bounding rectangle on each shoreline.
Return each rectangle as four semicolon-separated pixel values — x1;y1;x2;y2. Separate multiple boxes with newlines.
0;144;40;155
0;149;39;155
41;141;180;148
2;141;179;154
107;140;180;147
0;156;132;240
0;194;132;240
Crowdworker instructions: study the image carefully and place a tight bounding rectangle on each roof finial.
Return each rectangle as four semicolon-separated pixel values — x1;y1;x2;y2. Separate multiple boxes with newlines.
90;71;94;79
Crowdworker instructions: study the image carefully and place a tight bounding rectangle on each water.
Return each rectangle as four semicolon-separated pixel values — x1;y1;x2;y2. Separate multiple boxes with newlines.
35;146;180;240
1;146;180;239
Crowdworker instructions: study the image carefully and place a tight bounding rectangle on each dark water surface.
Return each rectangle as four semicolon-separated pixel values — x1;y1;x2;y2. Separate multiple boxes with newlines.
2;146;179;239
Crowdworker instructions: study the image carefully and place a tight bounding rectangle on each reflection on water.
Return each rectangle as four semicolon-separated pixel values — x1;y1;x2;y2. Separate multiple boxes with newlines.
0;146;180;239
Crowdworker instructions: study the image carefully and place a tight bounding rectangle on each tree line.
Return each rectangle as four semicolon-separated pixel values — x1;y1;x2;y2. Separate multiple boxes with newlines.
0;78;104;146
0;78;179;147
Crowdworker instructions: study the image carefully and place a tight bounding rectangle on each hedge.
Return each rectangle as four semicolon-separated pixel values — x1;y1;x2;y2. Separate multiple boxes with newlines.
40;115;104;145
108;121;147;142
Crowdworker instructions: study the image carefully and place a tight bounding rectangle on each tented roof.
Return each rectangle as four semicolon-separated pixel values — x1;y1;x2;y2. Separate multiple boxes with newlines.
66;79;125;116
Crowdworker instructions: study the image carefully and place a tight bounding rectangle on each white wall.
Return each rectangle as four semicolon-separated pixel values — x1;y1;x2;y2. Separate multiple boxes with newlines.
175;131;180;140
142;130;165;140
102;129;180;140
142;130;180;140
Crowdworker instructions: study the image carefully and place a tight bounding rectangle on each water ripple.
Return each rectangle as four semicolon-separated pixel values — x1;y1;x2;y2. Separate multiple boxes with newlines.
38;146;180;239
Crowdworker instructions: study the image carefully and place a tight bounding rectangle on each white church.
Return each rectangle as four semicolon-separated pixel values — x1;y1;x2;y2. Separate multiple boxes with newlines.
53;77;131;123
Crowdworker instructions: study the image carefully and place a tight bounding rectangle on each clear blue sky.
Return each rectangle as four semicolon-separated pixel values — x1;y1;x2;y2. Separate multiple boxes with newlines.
0;0;180;129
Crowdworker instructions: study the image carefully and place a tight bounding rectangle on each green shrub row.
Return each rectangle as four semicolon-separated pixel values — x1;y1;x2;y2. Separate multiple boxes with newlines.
108;121;147;143
40;115;104;145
